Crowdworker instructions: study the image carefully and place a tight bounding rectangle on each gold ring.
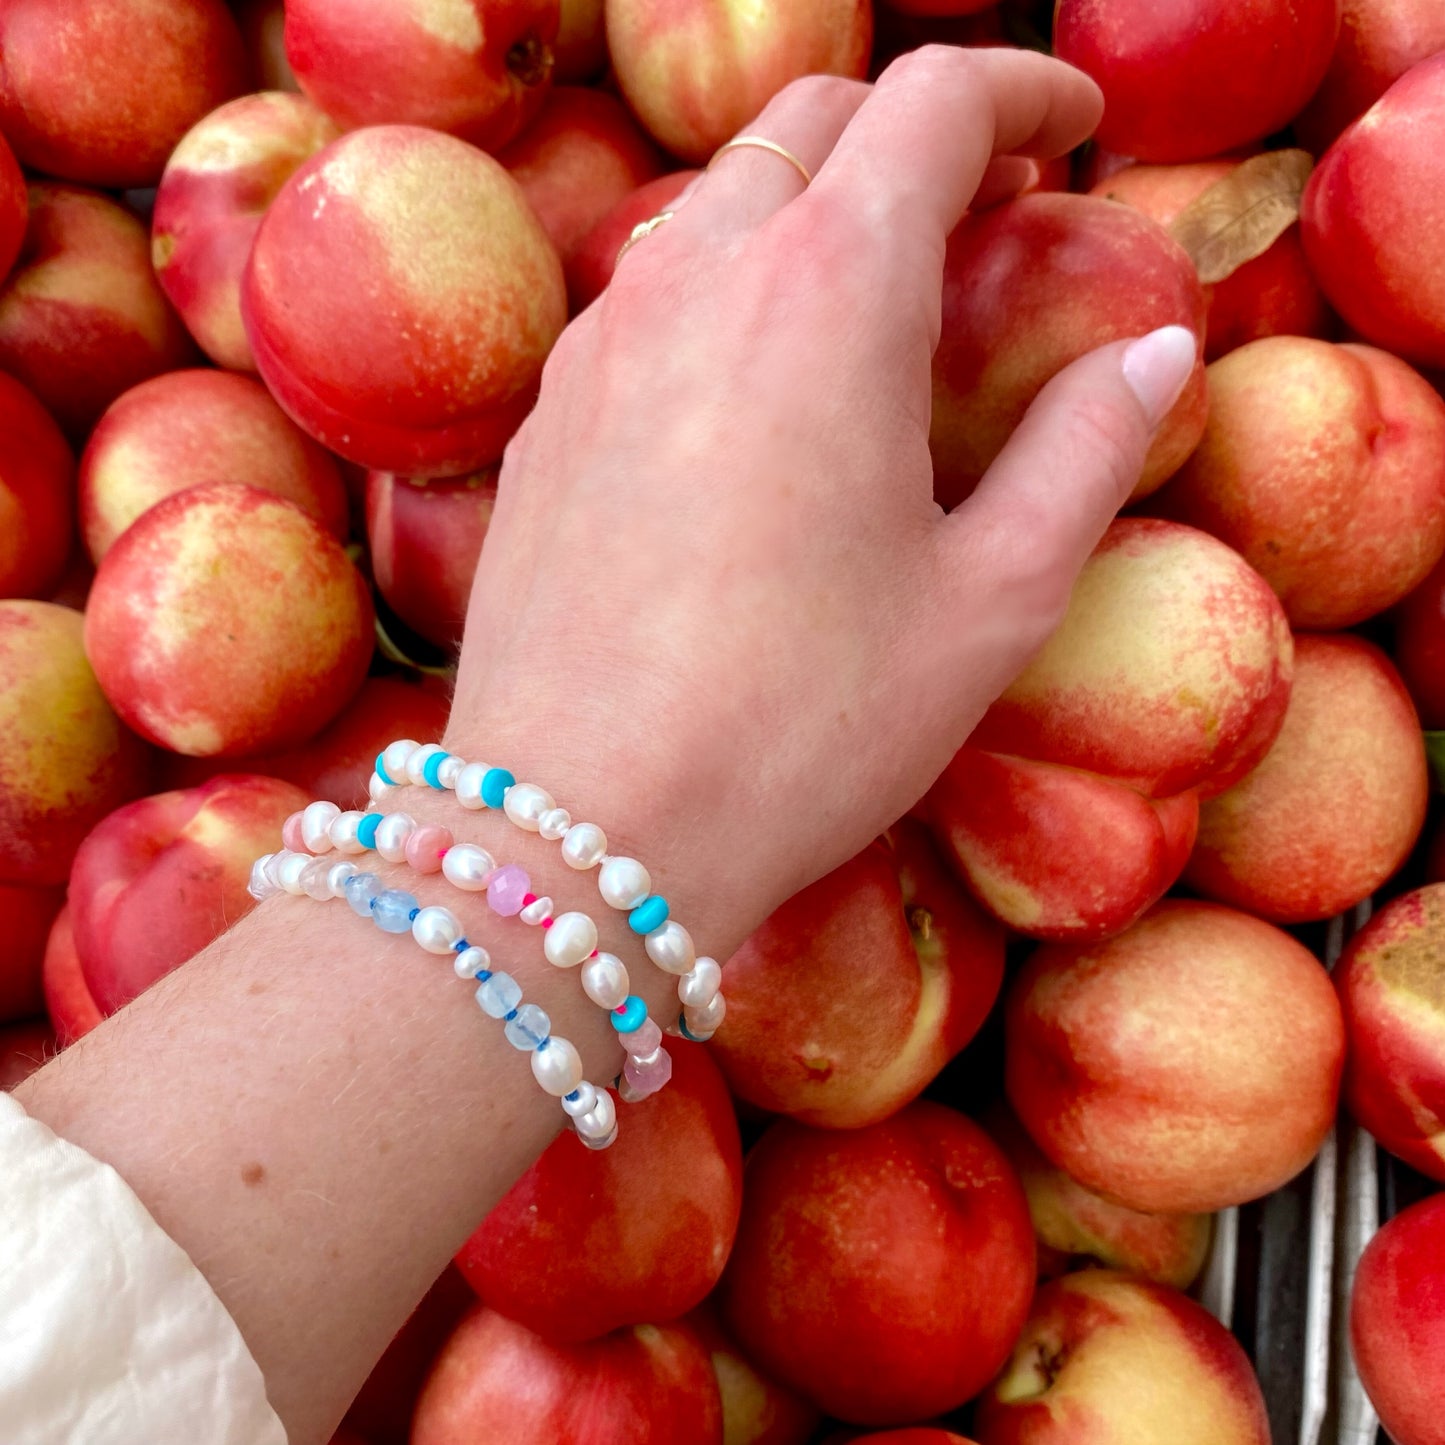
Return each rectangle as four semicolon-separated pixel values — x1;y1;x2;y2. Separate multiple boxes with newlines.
615;209;676;265
708;136;813;187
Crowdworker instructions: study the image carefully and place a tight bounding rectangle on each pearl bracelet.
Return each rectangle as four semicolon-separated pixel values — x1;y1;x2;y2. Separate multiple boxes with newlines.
368;740;727;1044
247;846;619;1148
277;802;673;1102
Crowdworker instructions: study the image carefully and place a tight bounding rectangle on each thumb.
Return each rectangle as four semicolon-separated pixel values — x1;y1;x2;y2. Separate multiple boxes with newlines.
937;322;1199;635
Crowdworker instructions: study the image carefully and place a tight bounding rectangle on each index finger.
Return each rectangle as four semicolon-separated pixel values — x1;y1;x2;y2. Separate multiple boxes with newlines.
807;46;1102;279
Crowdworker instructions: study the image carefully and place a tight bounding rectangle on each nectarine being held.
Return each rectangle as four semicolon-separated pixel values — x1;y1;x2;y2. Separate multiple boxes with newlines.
931;193;1208;509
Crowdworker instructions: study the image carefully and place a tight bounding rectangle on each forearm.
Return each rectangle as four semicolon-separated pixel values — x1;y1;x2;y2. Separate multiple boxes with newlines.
14;712;756;1445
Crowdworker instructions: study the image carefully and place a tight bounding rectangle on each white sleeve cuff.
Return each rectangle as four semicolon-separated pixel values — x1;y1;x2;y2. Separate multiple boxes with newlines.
0;1091;289;1445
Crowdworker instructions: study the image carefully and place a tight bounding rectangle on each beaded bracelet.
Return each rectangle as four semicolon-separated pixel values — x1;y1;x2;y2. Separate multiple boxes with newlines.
368;740;727;1044
247;847;619;1148
278;801;673;1101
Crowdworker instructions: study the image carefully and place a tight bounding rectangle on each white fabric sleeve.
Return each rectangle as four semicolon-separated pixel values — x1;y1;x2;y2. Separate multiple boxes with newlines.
0;1091;289;1445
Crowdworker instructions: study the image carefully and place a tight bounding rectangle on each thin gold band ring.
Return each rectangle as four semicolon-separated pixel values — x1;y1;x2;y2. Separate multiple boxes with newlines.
707;135;813;186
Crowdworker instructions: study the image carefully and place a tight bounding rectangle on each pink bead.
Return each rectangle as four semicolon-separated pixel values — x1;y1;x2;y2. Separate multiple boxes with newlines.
619;1018;662;1059
404;823;453;874
486;863;532;917
622;1047;673;1098
282;812;307;853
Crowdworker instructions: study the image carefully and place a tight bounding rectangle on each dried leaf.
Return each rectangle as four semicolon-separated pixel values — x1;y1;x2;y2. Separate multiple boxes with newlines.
373;611;455;679
1169;149;1314;285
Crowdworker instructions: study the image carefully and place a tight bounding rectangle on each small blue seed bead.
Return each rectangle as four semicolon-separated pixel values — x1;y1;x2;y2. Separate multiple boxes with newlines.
374;751;395;786
504;1008;518;1021
564;1088;581;1103
454;939;470;953
344;872;382;917
481;767;514;808
371;889;420;933
678;1015;703;1043
356;812;383;850
423;751;449;789
610;995;648;1033
628;895;669;935
476;969;492;982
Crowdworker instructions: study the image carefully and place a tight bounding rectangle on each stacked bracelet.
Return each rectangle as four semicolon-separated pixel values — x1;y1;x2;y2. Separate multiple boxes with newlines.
247;847;619;1149
276;800;673;1102
368;740;727;1045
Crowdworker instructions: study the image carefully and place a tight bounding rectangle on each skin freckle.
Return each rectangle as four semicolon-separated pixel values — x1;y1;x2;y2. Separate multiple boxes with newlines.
240;1162;266;1186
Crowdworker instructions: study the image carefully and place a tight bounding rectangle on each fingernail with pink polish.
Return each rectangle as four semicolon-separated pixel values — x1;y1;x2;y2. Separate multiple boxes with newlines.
1121;325;1198;429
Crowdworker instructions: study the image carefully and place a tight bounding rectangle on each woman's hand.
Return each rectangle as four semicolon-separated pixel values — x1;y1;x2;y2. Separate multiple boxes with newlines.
450;44;1197;945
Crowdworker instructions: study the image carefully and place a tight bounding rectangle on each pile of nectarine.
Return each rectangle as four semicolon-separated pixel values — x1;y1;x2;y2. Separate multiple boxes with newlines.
3;0;1445;1441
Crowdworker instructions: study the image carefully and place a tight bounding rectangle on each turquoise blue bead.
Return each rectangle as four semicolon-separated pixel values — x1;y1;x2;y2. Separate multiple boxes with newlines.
481;767;514;808
374;751;395;786
628;895;669;935
344;872;382;917
356;813;383;850
423;751;449;789
610;995;647;1033
371;889;419;933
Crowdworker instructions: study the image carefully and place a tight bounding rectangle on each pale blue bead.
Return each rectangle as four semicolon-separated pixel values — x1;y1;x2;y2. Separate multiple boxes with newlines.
476;971;522;1019
344;872;383;917
505;1003;550;1051
371;889;419;933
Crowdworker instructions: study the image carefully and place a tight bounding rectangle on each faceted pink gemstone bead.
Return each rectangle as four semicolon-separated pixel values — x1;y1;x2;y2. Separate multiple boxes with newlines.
622;1046;673;1098
282;811;307;854
486;863;532;916
404;823;453;874
619;1018;662;1059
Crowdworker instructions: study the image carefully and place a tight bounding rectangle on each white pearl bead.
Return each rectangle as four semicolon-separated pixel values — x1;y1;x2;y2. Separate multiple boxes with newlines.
373;811;416;863
248;854;278;900
412;905;463;954
538;807;571;841
301;801;340;853
646;920;695;975
574;1089;617;1139
450;942;491;976
561;1081;597;1118
561;822;607;870
368;772;399;806
454;762;490;810
404;743;445;786
329;811;366;854
441;842;496;891
453;944;490;978
278;851;311;895
381;739;419;782
326;860;359;897
531;1036;584;1096
437;754;465;789
579;1122;617;1150
503;782;554;831
678;957;722;1009
519;896;553;926
580;952;629;1010
598;856;650;910
544;912;598;967
685;993;726;1035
